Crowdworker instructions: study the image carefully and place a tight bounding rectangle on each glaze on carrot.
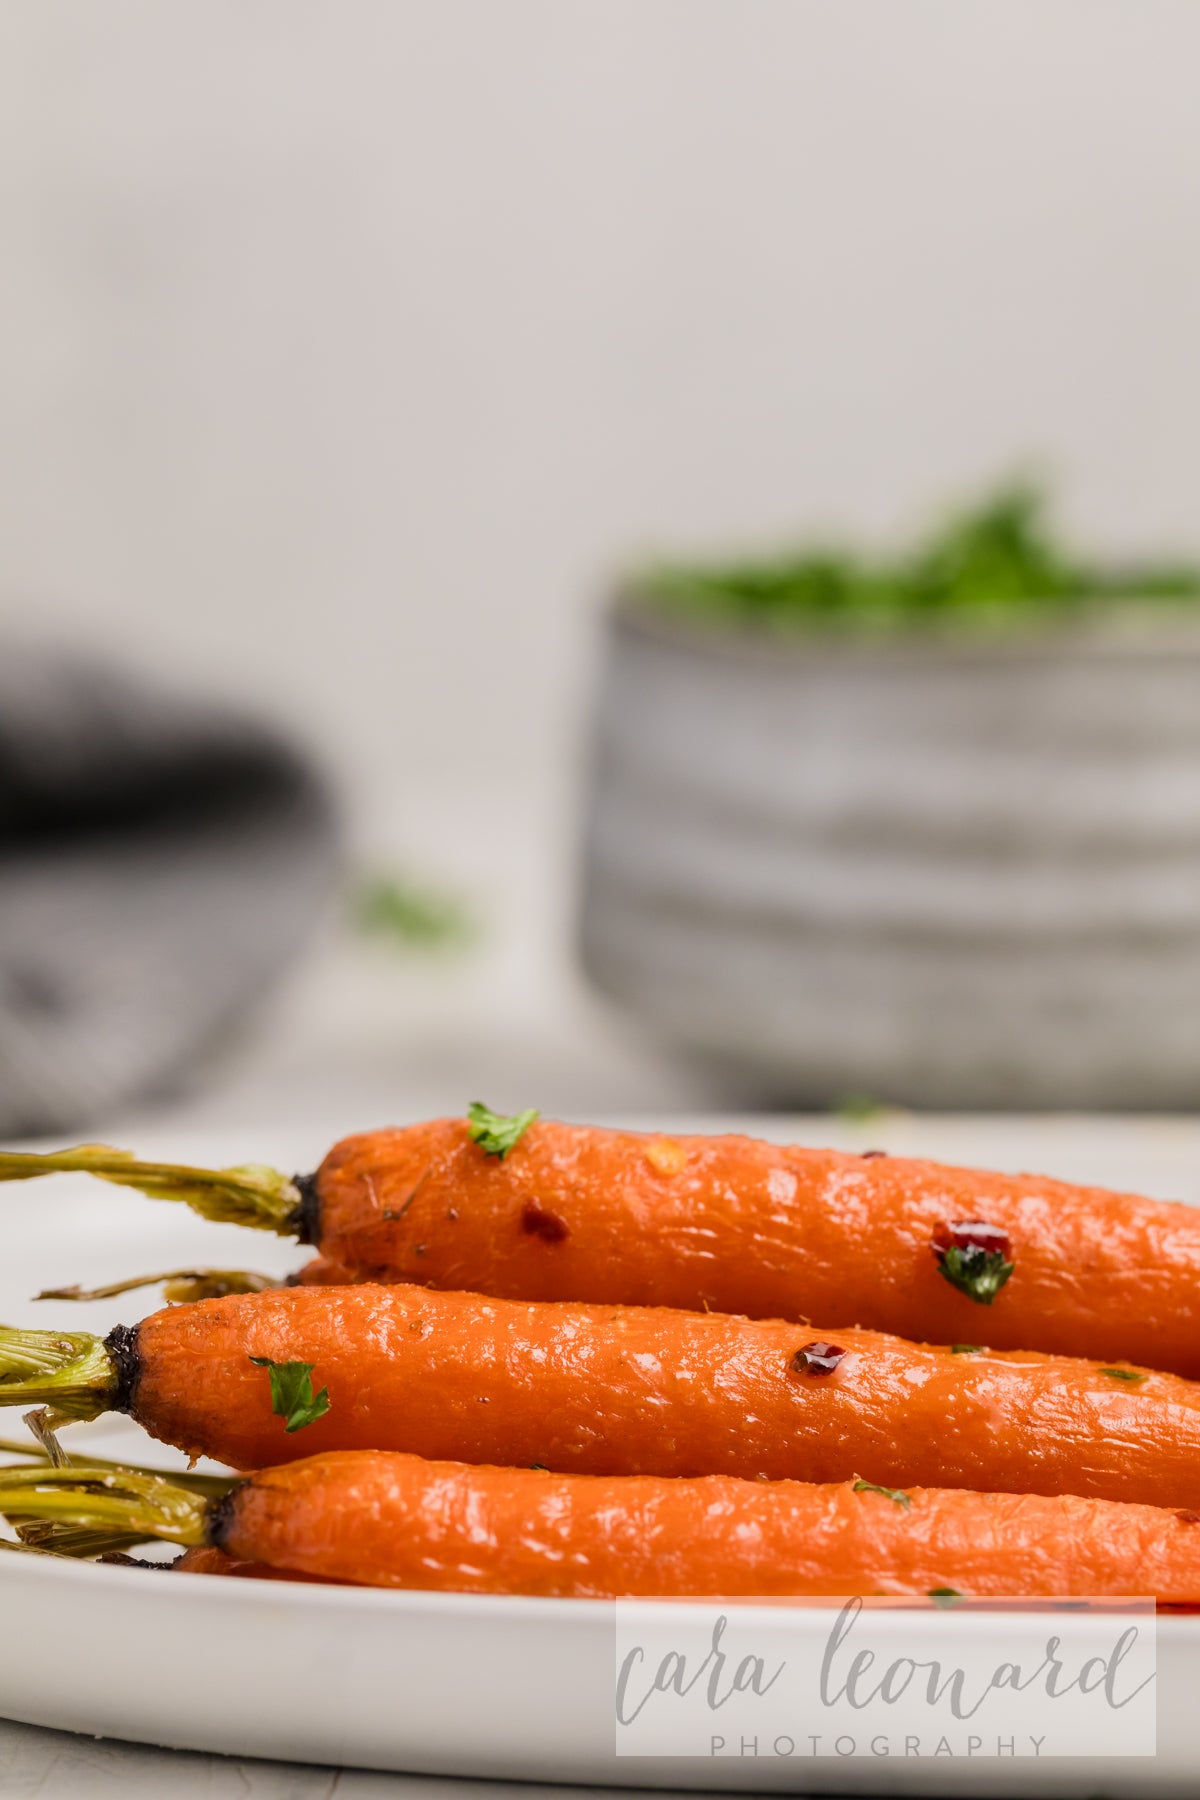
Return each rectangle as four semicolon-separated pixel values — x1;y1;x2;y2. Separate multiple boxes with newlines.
4;1451;1200;1598
5;1284;1200;1508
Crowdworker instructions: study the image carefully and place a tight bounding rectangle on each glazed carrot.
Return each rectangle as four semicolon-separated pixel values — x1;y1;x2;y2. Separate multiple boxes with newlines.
175;1545;275;1577
312;1119;1200;1375
6;1114;1200;1374
3;1450;1199;1598
290;1255;354;1286
173;1545;328;1583
4;1284;1200;1508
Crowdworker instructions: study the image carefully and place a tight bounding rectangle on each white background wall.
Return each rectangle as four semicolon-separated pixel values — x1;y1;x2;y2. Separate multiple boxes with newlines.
2;1;1198;1117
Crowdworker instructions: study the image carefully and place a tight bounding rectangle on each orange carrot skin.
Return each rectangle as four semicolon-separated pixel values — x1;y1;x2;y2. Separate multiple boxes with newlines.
130;1283;1200;1509
218;1449;1200;1599
175;1546;327;1583
289;1256;353;1287
176;1546;247;1576
312;1119;1200;1377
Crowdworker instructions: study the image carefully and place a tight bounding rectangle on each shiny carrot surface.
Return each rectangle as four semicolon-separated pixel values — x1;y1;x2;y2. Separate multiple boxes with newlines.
217;1449;1200;1599
125;1283;1200;1508
310;1118;1200;1376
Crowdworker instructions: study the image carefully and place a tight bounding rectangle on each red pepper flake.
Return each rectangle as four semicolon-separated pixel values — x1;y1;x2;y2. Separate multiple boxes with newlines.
931;1220;1015;1306
932;1220;1011;1259
521;1201;570;1243
791;1340;847;1376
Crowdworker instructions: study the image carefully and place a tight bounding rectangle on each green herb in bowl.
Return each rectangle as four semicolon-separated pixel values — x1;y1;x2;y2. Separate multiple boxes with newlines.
637;484;1200;637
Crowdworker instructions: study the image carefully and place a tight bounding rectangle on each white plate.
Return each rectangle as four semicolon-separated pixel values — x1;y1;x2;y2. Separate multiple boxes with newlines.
0;1120;1198;1797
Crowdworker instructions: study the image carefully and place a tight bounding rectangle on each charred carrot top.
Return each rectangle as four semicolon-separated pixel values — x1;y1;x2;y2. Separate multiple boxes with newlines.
3;1451;1200;1599
3;1284;1200;1510
7;1113;1200;1374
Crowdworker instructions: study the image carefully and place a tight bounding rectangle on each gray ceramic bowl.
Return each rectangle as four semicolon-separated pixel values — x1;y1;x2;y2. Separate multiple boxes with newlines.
578;599;1200;1108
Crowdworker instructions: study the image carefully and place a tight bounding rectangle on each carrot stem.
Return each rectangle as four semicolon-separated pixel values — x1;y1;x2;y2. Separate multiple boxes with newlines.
37;1268;281;1305
0;1466;208;1546
21;1407;71;1466
10;1519;156;1559
0;1436;236;1497
0;1146;300;1234
0;1438;235;1559
0;1328;115;1420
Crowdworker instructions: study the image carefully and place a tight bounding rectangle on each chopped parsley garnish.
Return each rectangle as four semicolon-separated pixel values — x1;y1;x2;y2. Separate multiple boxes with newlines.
950;1344;984;1355
466;1102;539;1158
932;1222;1015;1306
928;1587;964;1606
938;1244;1014;1305
355;874;473;951
1099;1367;1148;1384
853;1479;911;1510
836;1094;881;1123
249;1356;331;1433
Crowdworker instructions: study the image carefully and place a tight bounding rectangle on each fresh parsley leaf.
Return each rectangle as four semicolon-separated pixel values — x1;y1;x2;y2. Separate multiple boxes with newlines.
836;1094;881;1124
928;1587;964;1607
1099;1367;1148;1384
936;1244;1014;1306
355;874;473;952
530;1463;549;1472
950;1344;984;1355
466;1102;539;1158
853;1479;911;1510
249;1356;331;1433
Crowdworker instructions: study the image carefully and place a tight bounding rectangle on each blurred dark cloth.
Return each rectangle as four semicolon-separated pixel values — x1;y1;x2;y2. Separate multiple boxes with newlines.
0;648;339;1135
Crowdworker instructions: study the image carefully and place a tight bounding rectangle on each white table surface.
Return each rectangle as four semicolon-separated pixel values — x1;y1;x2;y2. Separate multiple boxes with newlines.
3;1107;1199;1798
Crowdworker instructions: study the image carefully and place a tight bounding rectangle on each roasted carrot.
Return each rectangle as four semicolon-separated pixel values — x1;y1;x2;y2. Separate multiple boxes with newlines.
173;1545;328;1582
6;1114;1200;1374
2;1450;1199;1598
4;1284;1200;1508
290;1255;353;1286
174;1545;276;1577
